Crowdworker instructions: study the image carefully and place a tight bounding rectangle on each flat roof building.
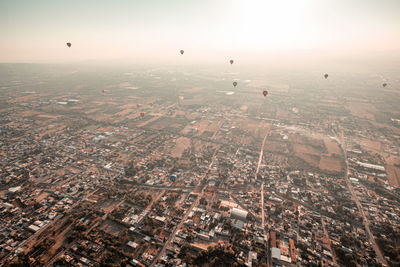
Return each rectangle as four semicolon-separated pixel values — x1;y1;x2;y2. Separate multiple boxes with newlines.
231;207;248;221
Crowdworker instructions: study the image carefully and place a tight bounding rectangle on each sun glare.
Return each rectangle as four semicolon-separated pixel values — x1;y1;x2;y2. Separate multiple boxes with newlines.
231;0;314;50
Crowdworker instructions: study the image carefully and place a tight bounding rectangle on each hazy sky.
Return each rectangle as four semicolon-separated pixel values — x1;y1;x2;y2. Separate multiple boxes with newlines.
1;0;399;63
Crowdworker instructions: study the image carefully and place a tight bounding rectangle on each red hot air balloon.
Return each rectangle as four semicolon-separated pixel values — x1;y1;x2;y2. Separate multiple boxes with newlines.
66;42;71;48
230;59;234;65
140;112;145;118
233;81;238;87
263;90;268;97
180;50;184;55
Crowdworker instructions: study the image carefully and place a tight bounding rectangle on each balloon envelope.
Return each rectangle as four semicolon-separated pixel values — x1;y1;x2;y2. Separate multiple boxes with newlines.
382;83;387;87
66;42;71;48
230;59;234;64
263;90;268;97
324;74;328;79
180;50;184;55
233;81;237;87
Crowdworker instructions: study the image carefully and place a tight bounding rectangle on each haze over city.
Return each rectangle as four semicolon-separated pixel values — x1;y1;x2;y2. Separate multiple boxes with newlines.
1;0;400;64
0;1;399;267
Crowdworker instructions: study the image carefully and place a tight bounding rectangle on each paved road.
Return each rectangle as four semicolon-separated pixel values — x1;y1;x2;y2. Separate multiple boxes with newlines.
2;190;96;265
142;189;166;218
256;133;269;267
339;131;388;267
137;184;194;190
321;217;339;266
45;197;126;267
256;133;268;231
149;146;219;267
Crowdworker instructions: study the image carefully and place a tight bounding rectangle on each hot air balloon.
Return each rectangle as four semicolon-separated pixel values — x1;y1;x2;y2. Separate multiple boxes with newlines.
233;81;238;87
263;90;268;97
140;112;145;117
230;59;234;65
180;50;184;55
382;83;387;87
66;42;71;48
324;73;328;79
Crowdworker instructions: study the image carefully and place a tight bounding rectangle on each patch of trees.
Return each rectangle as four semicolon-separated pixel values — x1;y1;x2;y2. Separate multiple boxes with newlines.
375;222;400;262
165;192;179;204
141;217;163;236
99;249;130;267
74;222;88;232
334;246;357;267
340;234;361;249
293;177;306;187
199;197;208;206
211;200;221;210
124;161;139;177
191;245;246;267
111;206;130;220
376;237;400;263
67;229;86;243
125;192;151;207
175;208;184;217
53;257;72;266
31;238;56;257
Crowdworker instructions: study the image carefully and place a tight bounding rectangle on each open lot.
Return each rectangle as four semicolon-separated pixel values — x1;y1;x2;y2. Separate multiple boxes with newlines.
319;157;342;173
324;138;342;155
99;219;126;237
170;137;191;158
385;165;400;187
